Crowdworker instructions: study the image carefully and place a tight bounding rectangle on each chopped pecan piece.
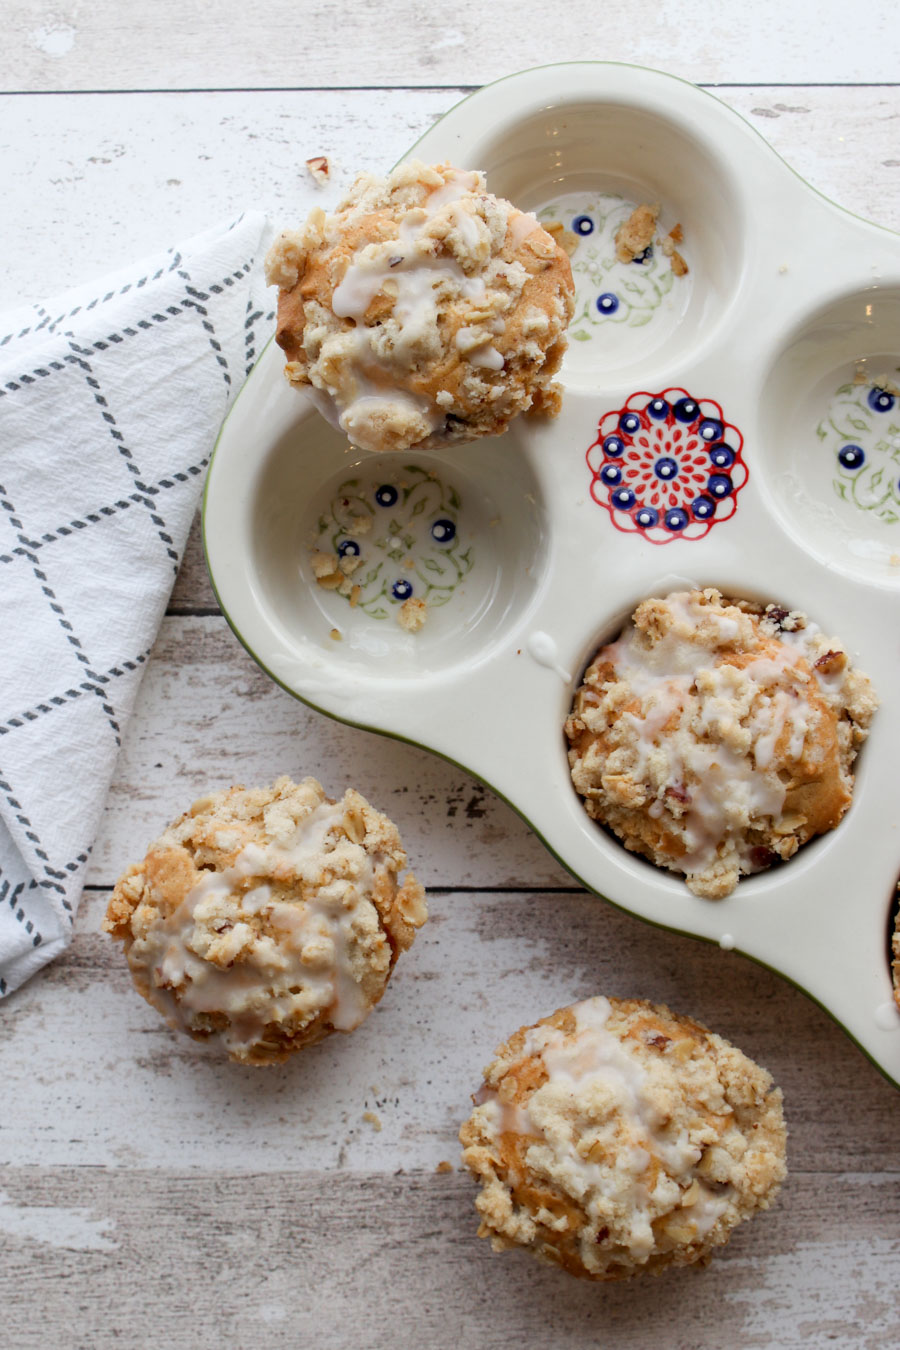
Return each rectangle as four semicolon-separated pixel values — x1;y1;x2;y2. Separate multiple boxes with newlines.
814;649;847;677
305;155;330;186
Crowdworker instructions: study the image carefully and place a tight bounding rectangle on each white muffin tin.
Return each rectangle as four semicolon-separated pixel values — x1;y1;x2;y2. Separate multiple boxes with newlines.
204;63;900;1086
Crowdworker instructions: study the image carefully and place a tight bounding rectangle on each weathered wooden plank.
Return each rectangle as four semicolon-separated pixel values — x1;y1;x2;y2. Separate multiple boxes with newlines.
0;87;454;310
1;1166;898;1349
4;0;899;91
725;87;900;233
3;890;896;1174
3;87;898;312
170;510;217;611
87;615;573;890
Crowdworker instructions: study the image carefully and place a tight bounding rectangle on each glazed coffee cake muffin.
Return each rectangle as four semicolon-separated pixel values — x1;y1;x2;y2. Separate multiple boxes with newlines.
460;996;786;1280
104;776;426;1064
565;588;876;898
266;159;575;454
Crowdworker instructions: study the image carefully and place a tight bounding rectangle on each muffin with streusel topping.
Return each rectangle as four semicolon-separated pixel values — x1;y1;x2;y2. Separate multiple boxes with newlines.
104;776;426;1064
266;159;574;454
460;996;787;1280
565;589;876;898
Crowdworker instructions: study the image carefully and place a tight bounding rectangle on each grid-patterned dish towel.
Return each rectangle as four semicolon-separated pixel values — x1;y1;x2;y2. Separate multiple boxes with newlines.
0;212;274;996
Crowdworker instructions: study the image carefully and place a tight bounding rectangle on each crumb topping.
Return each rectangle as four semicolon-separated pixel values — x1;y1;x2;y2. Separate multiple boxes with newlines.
565;589;877;898
266;160;574;454
104;777;426;1064
460;996;786;1280
614;202;688;276
614;202;659;264
397;595;427;632
543;220;579;257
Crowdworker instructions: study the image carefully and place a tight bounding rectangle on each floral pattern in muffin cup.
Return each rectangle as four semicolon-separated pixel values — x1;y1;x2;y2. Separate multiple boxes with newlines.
586;388;749;544
315;464;473;618
538;194;682;335
817;378;900;526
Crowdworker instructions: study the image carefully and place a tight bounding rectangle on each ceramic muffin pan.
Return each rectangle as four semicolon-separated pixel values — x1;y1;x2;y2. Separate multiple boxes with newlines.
204;63;900;1085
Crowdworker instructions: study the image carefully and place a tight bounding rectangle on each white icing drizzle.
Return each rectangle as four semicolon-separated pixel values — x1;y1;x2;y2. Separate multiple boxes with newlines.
328;168;514;438
874;1001;900;1031
423;173;482;211
546;999;702;1178
151;802;377;1052
479;997;733;1257
598;594;829;874
685;1180;733;1236
466;342;505;371
526;631;572;683
474;1086;535;1137
508;208;541;249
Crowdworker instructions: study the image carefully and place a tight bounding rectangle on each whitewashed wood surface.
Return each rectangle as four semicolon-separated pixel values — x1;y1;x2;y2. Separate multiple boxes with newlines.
2;6;900;1347
4;0;900;88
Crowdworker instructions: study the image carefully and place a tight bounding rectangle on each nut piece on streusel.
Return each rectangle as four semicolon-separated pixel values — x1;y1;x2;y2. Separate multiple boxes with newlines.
265;159;575;454
103;776;426;1064
459;996;787;1280
565;588;877;898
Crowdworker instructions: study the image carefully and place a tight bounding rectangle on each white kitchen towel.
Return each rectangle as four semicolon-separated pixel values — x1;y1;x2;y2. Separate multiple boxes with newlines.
0;212;275;995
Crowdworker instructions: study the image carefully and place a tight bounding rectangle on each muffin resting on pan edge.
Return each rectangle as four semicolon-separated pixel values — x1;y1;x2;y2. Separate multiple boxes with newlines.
266;160;575;454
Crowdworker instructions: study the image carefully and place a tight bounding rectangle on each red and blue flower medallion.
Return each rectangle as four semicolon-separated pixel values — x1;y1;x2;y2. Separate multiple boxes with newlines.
587;388;748;543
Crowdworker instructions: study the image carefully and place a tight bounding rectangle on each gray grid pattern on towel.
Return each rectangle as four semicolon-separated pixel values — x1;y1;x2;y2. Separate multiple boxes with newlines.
0;214;274;995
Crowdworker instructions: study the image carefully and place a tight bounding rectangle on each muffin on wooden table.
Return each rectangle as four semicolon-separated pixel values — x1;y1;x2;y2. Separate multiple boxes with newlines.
460;996;787;1280
104;776;426;1064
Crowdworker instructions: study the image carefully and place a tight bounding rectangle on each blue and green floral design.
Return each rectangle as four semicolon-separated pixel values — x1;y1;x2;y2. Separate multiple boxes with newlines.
314;465;473;619
817;378;900;526
538;194;682;338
